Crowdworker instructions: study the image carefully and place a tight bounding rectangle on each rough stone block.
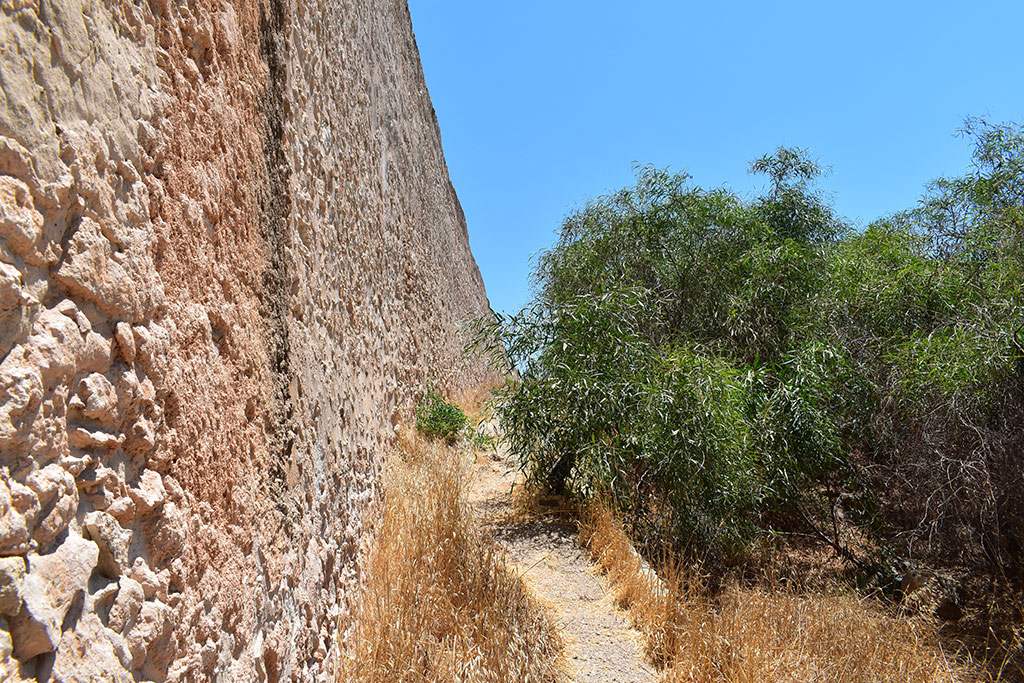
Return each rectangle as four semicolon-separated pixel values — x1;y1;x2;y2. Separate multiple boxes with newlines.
83;511;133;579
9;535;98;660
0;556;26;616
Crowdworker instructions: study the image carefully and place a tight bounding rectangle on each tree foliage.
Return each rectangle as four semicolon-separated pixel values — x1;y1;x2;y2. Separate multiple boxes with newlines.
473;120;1024;575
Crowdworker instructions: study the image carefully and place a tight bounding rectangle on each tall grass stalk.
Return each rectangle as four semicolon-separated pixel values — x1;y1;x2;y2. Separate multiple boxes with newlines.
339;429;563;682
581;502;986;683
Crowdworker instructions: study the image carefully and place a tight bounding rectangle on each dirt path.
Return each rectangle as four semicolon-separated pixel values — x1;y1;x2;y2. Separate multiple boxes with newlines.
467;449;656;683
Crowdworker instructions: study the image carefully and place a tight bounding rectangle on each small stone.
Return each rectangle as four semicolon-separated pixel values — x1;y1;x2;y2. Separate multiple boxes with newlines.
51;613;134;683
0;478;31;556
54;299;91;334
0;364;43;451
147;503;185;563
126;599;174;669
114;322;136;363
27;464;72;503
0;556;26;615
29;535;98;611
59;452;95;477
132;323;169;371
163;476;184;502
106;497;136;526
127;559;167;601
78;372;119;423
26;464;78;548
83;511;132;578
126;417;157;455
68;426;123;451
117;159;139;183
80;332;113;374
0;262;35;360
129;470;166;514
85;465;119;491
108;576;144;635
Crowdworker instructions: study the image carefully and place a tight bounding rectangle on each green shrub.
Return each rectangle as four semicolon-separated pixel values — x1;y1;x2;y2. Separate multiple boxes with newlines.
473;152;851;556
415;386;468;443
472;120;1024;575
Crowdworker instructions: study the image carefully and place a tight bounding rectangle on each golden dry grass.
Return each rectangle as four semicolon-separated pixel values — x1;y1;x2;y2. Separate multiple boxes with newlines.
581;503;986;683
338;429;563;683
452;382;500;418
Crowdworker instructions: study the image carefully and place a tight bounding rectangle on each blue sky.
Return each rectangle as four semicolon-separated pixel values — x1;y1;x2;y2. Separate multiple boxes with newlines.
407;1;1024;316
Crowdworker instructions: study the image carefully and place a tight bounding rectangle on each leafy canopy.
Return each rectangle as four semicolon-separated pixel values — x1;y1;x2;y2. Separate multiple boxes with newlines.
473;121;1024;572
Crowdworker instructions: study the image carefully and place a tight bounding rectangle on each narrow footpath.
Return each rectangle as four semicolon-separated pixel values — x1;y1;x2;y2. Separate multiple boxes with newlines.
467;447;656;683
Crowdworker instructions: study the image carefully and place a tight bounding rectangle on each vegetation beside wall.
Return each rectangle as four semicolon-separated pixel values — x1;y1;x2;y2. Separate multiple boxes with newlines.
339;429;563;682
581;502;984;683
473;118;1024;591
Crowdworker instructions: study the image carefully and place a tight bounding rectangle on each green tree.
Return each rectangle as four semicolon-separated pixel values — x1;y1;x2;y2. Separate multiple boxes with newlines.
474;120;1024;574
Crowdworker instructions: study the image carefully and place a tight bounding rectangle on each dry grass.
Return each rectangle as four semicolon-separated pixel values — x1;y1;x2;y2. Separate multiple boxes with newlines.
338;429;563;683
452;382;500;418
581;503;987;683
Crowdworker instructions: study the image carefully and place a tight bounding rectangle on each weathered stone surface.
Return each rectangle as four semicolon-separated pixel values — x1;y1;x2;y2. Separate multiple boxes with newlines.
82;512;132;579
26;464;78;549
0;478;31;557
126;600;174;672
31;535;99;607
9;535;99;660
0;617;18;681
0;362;44;456
51;613;134;683
127;559;168;601
128;470;166;515
107;577;144;635
0;0;495;679
0;556;26;615
79;332;113;374
85;579;120;618
54;217;156;319
0;261;36;359
0;175;44;262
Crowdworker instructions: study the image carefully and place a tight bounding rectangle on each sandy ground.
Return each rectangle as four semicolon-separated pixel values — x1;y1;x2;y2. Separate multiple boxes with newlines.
467;449;656;683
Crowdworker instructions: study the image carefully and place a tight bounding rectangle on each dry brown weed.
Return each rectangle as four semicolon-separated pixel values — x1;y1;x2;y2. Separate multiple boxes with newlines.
581;502;986;683
338;429;563;682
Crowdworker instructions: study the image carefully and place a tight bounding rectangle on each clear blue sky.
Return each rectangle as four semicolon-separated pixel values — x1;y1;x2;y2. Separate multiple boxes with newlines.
407;1;1024;316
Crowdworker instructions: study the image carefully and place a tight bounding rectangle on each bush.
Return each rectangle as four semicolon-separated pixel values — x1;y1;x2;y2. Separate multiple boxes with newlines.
473;119;1024;577
473;153;851;556
415;386;468;443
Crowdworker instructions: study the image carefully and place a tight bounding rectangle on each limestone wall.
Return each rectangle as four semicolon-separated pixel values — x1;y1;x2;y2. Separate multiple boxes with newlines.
0;0;494;680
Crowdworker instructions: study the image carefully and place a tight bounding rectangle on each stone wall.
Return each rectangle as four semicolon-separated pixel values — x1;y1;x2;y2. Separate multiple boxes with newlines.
0;0;494;680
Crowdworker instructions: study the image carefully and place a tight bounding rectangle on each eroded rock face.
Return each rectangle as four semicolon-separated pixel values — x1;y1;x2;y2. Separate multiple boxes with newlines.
0;0;494;680
0;556;25;616
10;535;99;660
82;511;133;579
